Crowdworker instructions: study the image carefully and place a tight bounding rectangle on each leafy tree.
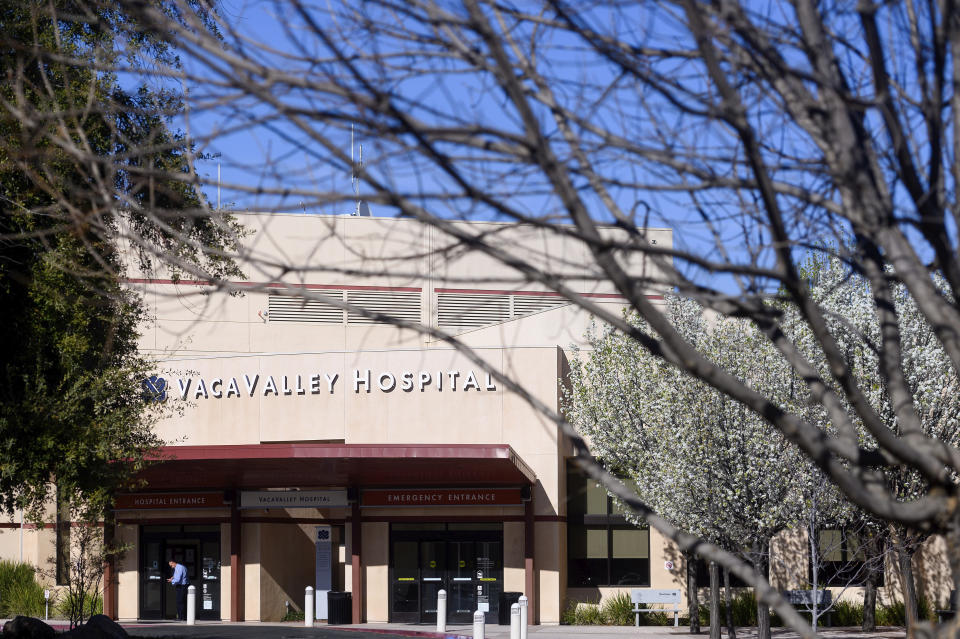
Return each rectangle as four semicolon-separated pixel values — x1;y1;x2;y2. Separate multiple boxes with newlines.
0;0;245;518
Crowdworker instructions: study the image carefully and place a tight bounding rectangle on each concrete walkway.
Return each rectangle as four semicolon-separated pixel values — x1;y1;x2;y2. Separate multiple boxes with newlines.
114;620;908;639
10;619;907;639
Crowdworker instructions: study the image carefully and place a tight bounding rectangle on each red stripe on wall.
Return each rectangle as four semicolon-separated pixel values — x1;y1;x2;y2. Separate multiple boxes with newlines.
124;278;421;293
435;287;631;299
123;278;664;302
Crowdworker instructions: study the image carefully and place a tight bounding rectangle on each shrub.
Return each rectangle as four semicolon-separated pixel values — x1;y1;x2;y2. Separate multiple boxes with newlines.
876;600;905;627
698;590;761;627
829;599;864;626
560;599;608;625
4;579;47;618
56;591;101;620
730;590;757;626
282;608;305;622
0;561;46;617
573;602;606;625
873;595;935;627
601;592;634;626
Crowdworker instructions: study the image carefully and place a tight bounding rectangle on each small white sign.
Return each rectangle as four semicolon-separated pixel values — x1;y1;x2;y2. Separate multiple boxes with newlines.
664;560;674;571
44;590;50;600
478;602;490;612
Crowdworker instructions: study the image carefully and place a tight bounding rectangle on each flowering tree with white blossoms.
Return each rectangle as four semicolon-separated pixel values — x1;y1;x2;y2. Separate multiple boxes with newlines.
780;257;960;630
568;298;812;639
569;256;960;634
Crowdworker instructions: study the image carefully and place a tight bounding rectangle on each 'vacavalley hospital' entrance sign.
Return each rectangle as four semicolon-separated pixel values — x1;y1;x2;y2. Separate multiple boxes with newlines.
153;369;498;401
240;489;348;509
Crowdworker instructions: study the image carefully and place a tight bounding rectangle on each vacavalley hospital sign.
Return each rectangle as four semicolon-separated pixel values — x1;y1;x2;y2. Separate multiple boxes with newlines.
150;368;498;401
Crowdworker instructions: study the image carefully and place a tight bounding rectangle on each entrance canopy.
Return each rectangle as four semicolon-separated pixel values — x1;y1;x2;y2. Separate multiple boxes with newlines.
135;443;535;490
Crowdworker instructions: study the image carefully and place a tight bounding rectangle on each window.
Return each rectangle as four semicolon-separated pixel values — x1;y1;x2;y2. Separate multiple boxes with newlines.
566;462;649;586
694;559;748;588
813;529;883;587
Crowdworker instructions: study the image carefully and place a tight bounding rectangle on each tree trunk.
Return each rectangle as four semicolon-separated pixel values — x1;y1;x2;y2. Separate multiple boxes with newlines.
686;552;700;633
898;545;919;631
862;535;880;633
862;569;878;632
754;540;771;639
710;561;721;639
724;566;736;639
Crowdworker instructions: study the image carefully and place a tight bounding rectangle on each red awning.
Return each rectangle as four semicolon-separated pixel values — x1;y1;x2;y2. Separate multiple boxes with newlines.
134;443;535;491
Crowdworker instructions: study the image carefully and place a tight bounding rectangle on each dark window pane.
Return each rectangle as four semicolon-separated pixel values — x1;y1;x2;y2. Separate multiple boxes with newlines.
694;559;748;587
610;558;650;586
567;462;610;516
393;541;418;576
569;558;608;586
814;530;884;587
392;582;419;613
568;525;607;559
612;527;648;559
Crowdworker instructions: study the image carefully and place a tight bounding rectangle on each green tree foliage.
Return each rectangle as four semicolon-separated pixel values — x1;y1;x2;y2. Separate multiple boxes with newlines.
0;0;244;518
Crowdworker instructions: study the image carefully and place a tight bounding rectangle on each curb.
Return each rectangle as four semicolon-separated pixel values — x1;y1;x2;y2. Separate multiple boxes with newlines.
329;628;470;639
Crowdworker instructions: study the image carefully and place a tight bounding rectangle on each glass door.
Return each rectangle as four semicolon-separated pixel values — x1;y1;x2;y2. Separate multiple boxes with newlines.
139;541;164;619
388;524;503;624
475;540;503;625
199;539;221;616
391;540;419;623
419;541;445;624
447;541;476;623
139;525;220;620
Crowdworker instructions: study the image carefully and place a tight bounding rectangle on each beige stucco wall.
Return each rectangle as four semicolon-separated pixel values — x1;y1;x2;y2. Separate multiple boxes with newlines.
111;213;674;622
258;522;316;621
243;522;261;619
117;523;139;619
363;522;389;623
219;523;232;621
503;521;525;596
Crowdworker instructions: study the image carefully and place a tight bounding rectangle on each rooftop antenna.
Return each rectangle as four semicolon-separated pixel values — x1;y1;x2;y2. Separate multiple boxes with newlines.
351;124;371;216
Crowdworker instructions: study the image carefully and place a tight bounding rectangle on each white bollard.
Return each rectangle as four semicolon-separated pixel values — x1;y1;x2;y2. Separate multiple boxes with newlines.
186;585;196;625
518;595;528;639
473;609;485;639
305;586;315;627
510;603;521;639
436;589;447;633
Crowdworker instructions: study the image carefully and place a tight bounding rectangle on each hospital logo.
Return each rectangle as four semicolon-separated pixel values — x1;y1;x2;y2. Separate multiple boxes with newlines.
142;375;168;402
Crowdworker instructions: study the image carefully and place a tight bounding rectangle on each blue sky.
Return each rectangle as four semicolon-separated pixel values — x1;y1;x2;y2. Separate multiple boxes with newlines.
156;0;944;296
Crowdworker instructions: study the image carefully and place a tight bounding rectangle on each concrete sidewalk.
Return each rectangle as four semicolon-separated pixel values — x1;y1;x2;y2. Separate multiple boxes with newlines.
11;619;907;639
115;620;908;639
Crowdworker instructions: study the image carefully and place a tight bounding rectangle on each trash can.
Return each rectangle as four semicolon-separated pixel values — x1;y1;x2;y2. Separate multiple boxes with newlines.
498;592;522;625
327;591;352;625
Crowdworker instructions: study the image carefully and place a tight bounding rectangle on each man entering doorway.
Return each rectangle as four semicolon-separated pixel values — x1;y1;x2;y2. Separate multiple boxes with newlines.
168;560;189;620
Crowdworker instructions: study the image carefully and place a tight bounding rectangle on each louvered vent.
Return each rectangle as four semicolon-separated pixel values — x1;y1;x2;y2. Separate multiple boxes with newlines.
438;293;511;328
268;291;344;323
346;290;422;324
513;295;570;316
438;292;572;330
